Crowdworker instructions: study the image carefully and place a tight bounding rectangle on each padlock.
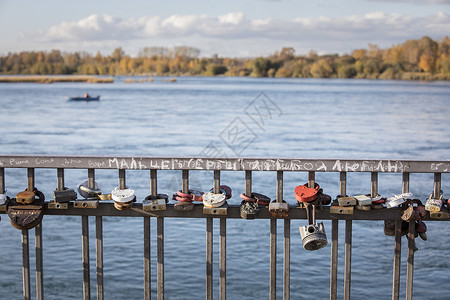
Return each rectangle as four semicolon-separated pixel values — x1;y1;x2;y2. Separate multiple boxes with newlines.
330;205;354;214
268;200;289;218
401;204;415;222
77;179;101;199
384;220;395;236
111;187;136;210
203;191;227;208
240;200;259;219
371;195;386;204
372;203;383;210
16;190;36;204
174;201;195;211
337;196;357;207
295;183;319;203
430;210;449;219
7;190;45;230
354;194;372;206
203;202;228;215
317;190;332;206
386;193;412;208
209;186;232;199
52;188;77;203
252;193;271;206
0;191;8;212
143;194;168;211
414;200;427;220
355;204;371;211
299;222;328;251
425;194;443;212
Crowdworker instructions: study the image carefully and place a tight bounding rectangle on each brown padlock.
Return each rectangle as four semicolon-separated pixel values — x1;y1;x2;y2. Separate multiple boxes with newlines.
16;190;36;204
401;204;415;222
7;190;45;230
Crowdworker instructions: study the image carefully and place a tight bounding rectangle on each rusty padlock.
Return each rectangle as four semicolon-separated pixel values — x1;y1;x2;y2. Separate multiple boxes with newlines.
16;190;36;204
337;196;357;207
413;200;427;220
416;221;427;240
240;200;259;219
295;183;319;203
317;189;332;206
401;203;415;222
143;194;168;211
268;200;289;218
384;220;395;236
7;189;45;230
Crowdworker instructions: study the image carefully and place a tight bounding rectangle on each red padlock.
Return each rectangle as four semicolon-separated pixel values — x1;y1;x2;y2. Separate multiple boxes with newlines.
295;183;320;203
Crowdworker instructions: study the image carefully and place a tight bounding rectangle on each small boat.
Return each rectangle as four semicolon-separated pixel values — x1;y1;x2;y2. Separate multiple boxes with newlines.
67;95;100;101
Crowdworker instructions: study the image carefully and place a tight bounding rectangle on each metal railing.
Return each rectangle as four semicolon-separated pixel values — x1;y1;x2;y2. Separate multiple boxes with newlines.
0;155;449;300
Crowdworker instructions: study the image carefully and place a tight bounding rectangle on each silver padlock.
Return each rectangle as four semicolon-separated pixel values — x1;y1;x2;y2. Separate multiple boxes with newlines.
354;194;372;206
52;188;77;203
299;222;328;251
268;201;289;218
425;194;443;212
203;191;228;215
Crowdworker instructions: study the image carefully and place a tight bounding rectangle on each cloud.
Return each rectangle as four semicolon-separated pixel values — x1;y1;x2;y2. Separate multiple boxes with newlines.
24;11;450;56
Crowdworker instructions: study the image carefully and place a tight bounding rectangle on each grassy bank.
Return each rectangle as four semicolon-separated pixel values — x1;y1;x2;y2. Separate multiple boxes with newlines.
0;76;114;83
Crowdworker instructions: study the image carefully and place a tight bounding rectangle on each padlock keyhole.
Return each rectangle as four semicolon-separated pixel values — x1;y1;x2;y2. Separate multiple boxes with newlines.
308;226;315;233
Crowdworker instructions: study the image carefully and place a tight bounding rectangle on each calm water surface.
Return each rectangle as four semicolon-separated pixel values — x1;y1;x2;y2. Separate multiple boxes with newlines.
0;77;450;299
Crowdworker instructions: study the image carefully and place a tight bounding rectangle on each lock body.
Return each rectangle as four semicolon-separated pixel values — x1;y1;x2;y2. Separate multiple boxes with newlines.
240;201;259;219
299;222;327;251
268;202;289;218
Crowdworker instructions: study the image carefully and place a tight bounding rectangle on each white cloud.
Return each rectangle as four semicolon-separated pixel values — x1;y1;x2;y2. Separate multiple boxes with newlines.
24;11;450;56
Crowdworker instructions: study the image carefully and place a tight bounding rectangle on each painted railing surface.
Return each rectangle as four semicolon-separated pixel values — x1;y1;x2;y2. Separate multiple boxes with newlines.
0;155;449;300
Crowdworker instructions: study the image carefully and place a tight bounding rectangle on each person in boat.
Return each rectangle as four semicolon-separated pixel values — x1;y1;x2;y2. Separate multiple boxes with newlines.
84;93;89;98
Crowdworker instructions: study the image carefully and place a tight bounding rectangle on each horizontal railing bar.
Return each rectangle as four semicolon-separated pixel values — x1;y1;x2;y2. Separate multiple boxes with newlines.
2;204;447;220
1;155;449;173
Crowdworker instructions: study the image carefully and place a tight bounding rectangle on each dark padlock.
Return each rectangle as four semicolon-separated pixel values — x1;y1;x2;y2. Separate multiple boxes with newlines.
240;200;259;219
268;200;289;218
7;190;45;230
317;190;332;206
299;222;328;251
53;188;77;203
384;220;395;236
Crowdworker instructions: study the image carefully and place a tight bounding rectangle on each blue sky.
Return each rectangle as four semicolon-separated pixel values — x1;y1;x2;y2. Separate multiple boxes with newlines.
0;0;449;57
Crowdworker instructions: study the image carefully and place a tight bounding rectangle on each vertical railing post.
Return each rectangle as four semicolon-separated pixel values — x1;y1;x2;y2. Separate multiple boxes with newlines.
279;171;289;300
144;170;156;300
330;172;345;300
0;167;4;194
157;169;165;300
404;172;413;300
343;171;352;300
81;169;94;300
22;168;34;300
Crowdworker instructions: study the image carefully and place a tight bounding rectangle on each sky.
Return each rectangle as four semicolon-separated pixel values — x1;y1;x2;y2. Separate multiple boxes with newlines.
0;0;449;57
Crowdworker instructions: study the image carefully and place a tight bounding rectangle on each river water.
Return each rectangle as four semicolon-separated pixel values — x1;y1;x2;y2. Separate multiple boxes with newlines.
0;77;449;299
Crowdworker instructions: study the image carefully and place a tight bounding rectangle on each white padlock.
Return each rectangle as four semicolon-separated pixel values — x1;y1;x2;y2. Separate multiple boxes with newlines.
202;192;226;208
386;192;413;208
111;187;135;203
354;194;372;206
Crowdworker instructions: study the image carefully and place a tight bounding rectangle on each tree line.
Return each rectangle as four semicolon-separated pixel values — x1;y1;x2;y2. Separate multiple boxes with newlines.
0;36;449;80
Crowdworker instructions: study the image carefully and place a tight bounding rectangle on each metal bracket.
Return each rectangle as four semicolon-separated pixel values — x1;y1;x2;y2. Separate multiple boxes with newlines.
73;200;99;209
48;202;68;209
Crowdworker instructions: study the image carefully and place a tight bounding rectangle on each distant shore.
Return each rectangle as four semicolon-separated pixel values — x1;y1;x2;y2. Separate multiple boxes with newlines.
0;76;114;83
